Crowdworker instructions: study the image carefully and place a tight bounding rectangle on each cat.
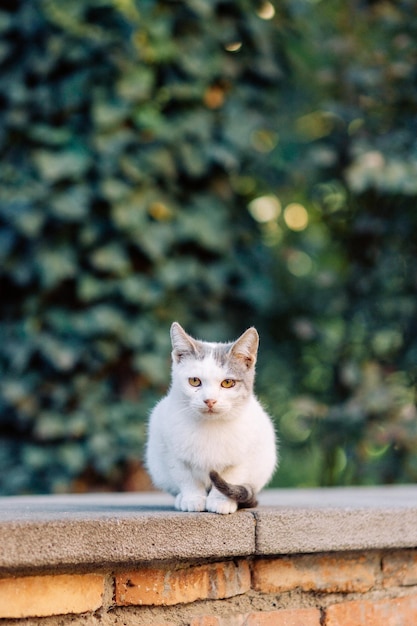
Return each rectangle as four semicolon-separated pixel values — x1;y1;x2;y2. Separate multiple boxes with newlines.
145;322;277;514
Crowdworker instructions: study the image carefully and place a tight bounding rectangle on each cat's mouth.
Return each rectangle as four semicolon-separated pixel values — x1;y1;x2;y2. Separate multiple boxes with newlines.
202;407;219;415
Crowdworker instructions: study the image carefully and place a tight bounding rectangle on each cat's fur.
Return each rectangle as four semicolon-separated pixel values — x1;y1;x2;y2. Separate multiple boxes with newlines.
145;322;277;514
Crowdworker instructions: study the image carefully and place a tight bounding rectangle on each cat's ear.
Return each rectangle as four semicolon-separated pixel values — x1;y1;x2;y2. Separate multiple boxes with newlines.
170;322;198;363
230;327;259;369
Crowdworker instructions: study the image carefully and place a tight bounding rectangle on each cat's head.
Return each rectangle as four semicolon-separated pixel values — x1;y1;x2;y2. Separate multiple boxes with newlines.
169;322;259;419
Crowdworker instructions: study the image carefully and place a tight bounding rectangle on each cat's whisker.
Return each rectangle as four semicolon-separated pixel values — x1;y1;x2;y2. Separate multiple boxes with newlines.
172;406;193;417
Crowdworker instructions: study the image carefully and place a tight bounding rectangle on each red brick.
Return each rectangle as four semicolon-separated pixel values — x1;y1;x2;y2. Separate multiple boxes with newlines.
0;574;104;619
115;560;250;606
253;553;376;593
245;608;321;626
325;594;417;626
383;551;417;587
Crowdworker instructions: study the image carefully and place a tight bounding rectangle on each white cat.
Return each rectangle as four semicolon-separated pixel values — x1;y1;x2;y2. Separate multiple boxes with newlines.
145;322;277;514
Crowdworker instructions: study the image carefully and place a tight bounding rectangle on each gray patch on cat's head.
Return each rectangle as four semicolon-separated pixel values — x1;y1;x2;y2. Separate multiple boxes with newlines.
179;339;234;365
170;323;259;389
171;322;231;362
225;350;256;391
213;330;259;390
210;342;234;366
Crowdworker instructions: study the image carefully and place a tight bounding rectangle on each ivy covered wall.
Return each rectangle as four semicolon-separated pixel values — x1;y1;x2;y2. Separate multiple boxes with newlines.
1;0;417;493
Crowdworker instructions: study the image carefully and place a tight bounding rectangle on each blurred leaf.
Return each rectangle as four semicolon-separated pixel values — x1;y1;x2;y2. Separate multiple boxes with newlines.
92;100;129;130
33;149;91;182
116;67;154;102
38;334;79;371
134;353;169;386
0;201;45;237
35;246;77;288
77;274;115;302
112;197;148;230
49;186;90;221
28;124;72;146
118;275;163;306
90;243;131;275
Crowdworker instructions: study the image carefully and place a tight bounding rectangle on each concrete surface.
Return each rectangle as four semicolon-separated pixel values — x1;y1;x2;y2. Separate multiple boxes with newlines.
257;485;417;555
1;486;417;574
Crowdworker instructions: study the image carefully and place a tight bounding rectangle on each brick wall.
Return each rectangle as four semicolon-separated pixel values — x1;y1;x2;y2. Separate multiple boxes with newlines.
1;549;417;625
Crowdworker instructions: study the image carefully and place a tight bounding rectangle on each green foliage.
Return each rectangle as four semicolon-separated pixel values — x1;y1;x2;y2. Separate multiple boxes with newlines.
0;0;287;493
254;0;417;486
1;0;417;494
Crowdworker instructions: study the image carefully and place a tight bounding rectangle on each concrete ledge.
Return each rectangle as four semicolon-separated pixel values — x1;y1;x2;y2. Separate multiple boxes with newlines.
1;486;417;575
257;485;417;554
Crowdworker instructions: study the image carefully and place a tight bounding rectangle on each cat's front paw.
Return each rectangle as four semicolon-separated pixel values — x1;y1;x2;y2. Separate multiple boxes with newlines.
175;493;207;512
206;497;238;515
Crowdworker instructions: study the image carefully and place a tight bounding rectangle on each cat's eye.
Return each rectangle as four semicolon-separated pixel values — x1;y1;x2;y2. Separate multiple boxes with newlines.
221;379;236;388
188;377;202;387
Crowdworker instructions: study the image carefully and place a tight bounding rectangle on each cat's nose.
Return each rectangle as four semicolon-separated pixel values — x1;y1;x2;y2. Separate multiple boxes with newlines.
204;399;217;410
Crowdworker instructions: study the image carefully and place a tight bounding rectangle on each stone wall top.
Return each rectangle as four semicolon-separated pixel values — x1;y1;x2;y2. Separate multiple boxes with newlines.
1;486;417;575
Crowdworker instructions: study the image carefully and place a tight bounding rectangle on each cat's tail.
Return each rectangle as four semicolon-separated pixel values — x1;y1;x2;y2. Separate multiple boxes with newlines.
209;470;258;509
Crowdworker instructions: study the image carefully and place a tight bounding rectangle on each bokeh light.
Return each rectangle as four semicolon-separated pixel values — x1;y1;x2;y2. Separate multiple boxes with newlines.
224;42;242;52
256;2;276;20
248;195;282;223
287;250;313;276
283;203;309;231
